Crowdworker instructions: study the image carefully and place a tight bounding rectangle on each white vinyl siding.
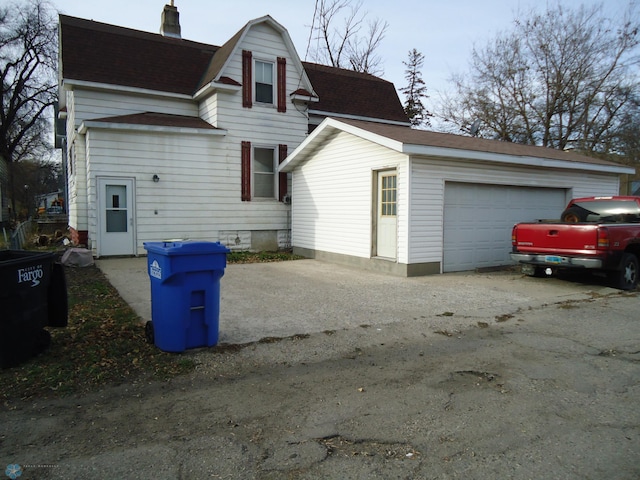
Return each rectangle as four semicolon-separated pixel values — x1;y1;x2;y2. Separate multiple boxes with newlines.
199;93;218;126
71;89;197;129
66;90;86;232
70;134;89;232
408;157;621;266
288;126;622;274
64;19;316;254
84;128;290;255
291;131;407;261
212;23;308;142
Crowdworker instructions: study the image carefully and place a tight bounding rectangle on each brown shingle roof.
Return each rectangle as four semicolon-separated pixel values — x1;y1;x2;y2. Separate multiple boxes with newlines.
196;26;244;90
59;15;408;123
302;62;408;123
337;119;629;167
60;15;216;95
89;112;219;129
282;118;634;173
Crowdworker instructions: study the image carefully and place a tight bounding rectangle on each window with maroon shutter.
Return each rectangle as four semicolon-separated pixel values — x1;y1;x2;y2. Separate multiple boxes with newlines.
255;61;274;104
253;147;276;197
242;50;252;108
278;144;288;201
241;141;251;201
277;57;286;113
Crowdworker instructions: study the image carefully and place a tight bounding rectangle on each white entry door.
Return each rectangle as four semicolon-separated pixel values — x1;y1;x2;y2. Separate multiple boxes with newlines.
375;171;397;259
98;177;136;256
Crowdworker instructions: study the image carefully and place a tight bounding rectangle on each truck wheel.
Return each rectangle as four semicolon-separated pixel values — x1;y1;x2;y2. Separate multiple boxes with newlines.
561;207;586;223
612;253;638;290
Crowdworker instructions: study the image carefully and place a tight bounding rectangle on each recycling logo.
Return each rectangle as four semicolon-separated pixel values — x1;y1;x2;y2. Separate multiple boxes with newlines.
150;260;162;280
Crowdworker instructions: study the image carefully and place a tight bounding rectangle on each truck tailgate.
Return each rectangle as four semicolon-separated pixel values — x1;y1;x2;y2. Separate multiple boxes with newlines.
513;223;600;254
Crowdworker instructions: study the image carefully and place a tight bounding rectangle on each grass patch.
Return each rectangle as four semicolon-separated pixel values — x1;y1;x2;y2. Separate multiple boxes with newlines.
0;265;195;402
0;249;304;402
227;250;304;264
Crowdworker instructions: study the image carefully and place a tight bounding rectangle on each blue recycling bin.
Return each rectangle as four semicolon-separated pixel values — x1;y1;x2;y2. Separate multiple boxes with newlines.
143;241;230;352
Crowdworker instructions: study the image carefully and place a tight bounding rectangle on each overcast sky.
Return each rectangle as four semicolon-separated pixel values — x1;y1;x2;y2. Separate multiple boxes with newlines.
55;0;633;112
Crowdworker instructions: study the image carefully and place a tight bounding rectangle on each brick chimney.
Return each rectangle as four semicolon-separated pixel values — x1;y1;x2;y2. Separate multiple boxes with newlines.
160;1;181;38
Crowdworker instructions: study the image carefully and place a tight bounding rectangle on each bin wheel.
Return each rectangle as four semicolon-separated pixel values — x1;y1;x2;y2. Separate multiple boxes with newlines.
145;321;154;344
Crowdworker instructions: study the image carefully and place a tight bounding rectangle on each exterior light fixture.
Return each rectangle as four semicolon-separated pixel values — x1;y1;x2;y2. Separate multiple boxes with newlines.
153;174;160;183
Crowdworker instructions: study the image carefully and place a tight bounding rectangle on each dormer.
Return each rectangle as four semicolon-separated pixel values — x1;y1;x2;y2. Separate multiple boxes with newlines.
193;15;318;112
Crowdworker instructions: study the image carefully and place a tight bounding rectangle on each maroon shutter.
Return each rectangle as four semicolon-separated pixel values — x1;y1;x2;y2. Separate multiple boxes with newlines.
241;141;251;201
277;57;286;113
278;144;288;202
242;50;252;108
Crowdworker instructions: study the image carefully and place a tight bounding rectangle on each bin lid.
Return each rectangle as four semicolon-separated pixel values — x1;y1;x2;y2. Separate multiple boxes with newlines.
0;250;55;265
143;240;230;256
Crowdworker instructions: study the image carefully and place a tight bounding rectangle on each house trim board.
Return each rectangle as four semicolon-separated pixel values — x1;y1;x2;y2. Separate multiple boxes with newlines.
308;110;411;127
79;120;227;136
61;79;192;104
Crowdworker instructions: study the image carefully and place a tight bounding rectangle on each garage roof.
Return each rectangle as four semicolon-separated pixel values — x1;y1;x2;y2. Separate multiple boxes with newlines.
281;117;636;175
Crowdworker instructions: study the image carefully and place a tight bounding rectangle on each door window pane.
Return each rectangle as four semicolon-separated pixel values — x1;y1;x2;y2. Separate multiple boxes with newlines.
106;211;127;232
106;185;127;232
381;175;397;216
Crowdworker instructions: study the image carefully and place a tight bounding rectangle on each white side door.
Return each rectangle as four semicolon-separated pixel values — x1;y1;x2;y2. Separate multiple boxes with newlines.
97;177;136;256
375;171;397;259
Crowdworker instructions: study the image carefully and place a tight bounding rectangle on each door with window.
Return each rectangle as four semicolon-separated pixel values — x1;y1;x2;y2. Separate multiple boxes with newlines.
375;171;397;259
97;177;136;256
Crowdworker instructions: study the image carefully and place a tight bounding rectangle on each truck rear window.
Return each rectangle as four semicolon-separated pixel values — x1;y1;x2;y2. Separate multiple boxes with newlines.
572;200;640;223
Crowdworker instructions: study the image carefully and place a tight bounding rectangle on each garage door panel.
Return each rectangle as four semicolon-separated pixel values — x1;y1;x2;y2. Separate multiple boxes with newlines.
444;183;567;272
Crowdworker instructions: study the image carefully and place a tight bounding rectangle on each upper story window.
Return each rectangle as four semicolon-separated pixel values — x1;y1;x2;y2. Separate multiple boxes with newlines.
242;50;286;112
255;60;274;104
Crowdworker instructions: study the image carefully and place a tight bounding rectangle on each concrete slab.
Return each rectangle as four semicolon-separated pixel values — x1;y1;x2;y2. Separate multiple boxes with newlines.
96;257;614;345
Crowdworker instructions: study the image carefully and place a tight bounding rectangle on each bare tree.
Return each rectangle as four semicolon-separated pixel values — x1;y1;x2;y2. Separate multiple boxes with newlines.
439;2;640;155
400;49;430;128
309;0;388;76
0;0;57;220
12;154;61;218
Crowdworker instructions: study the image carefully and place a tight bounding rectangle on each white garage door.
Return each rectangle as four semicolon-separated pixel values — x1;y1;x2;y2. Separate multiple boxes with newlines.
443;183;567;272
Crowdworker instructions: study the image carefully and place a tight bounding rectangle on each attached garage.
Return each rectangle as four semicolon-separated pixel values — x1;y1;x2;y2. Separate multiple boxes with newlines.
443;183;568;272
280;117;635;276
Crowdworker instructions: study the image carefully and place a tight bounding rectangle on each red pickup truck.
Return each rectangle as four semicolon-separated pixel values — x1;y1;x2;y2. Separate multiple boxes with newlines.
510;196;640;290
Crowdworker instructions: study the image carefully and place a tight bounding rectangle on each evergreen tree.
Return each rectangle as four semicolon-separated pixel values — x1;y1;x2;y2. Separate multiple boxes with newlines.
400;49;430;127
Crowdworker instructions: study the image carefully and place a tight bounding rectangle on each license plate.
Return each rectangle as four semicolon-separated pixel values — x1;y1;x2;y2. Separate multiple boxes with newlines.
545;256;563;264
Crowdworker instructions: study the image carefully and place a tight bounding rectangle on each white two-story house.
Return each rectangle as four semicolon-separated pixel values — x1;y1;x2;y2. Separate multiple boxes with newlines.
57;4;409;257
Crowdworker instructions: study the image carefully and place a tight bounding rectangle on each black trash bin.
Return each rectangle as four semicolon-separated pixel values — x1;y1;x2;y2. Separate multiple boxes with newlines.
0;250;68;368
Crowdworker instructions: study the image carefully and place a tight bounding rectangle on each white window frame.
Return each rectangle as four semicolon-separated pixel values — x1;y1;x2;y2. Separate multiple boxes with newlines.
254;58;274;105
252;146;277;199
